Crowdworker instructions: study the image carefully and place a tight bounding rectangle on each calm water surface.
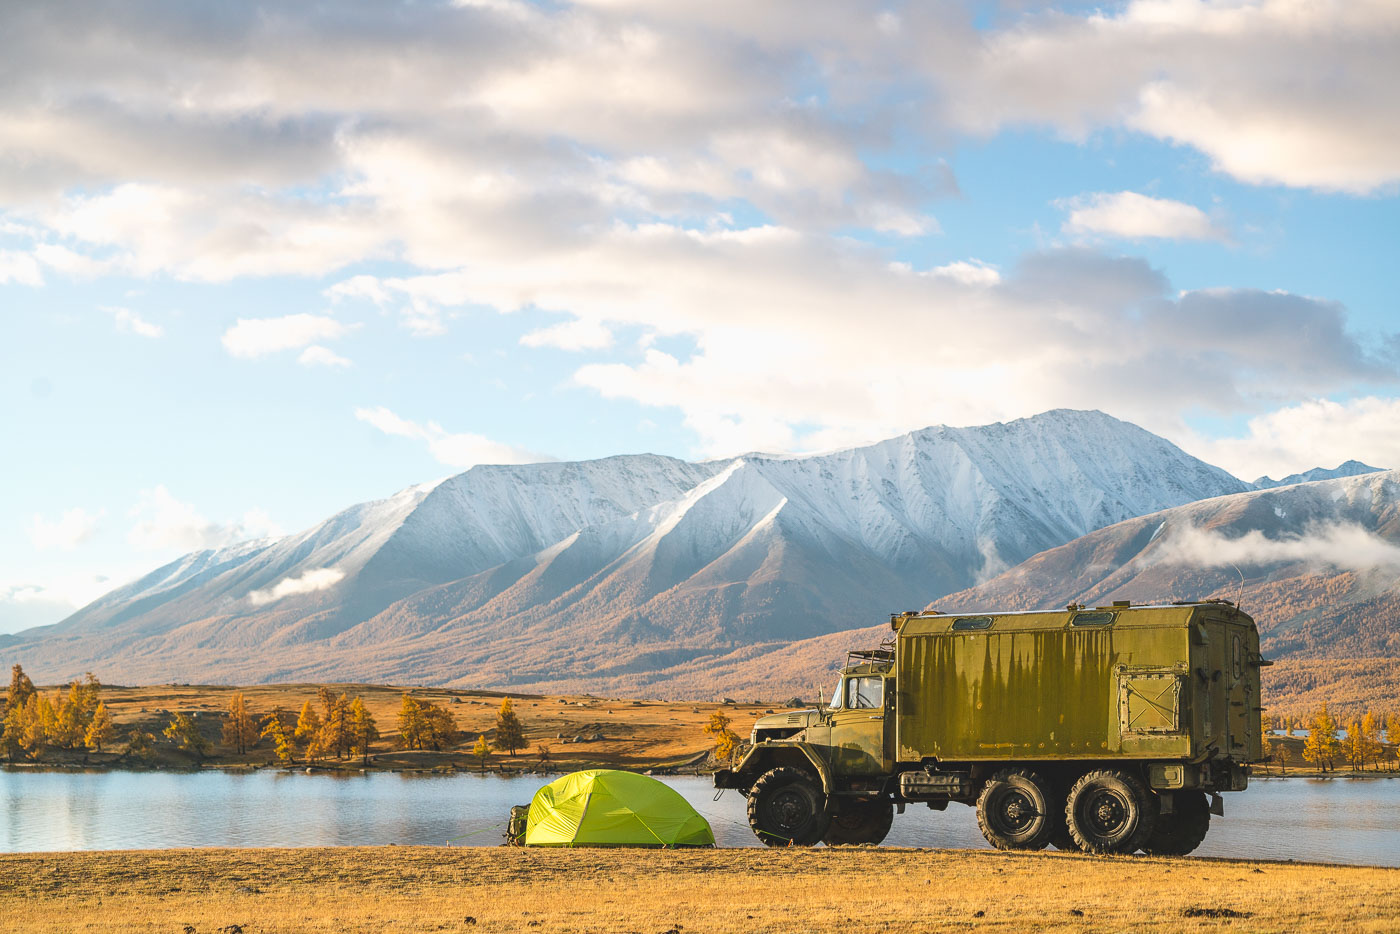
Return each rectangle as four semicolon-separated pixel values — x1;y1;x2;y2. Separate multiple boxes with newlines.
2;769;1396;866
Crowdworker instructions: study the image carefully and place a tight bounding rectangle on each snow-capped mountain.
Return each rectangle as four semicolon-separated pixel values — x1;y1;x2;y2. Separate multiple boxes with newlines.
1252;459;1384;490
2;409;1248;688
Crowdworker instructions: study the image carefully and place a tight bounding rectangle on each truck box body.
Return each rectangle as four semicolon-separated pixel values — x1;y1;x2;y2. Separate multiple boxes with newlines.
894;604;1263;767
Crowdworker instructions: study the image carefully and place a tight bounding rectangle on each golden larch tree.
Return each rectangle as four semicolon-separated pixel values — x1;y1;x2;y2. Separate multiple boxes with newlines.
1302;704;1342;772
318;693;353;759
471;733;490;771
260;708;294;765
163;712;211;760
294;699;324;762
348;696;379;765
1359;711;1383;770
494;697;525;755
703;709;740;762
84;701;117;753
222;692;260;755
397;694;427;750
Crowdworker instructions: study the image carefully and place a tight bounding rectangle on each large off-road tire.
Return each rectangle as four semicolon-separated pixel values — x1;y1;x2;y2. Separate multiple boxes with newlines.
1065;770;1158;855
976;767;1056;851
1140;790;1210;856
747;767;830;847
822;798;894;846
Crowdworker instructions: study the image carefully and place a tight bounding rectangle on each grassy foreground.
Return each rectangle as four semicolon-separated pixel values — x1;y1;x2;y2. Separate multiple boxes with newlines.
1;846;1396;933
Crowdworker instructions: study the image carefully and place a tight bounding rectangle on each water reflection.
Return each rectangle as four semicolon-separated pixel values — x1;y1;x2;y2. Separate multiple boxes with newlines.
2;769;1396;866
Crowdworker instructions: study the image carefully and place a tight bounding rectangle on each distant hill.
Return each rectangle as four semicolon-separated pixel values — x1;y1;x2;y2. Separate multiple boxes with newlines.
1252;459;1384;489
1;409;1247;689
930;469;1400;659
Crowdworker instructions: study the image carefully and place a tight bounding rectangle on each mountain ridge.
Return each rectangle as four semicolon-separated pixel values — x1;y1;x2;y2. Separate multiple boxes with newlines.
3;409;1250;687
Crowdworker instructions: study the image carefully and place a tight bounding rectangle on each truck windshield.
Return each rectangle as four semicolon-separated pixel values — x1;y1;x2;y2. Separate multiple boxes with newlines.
845;677;883;709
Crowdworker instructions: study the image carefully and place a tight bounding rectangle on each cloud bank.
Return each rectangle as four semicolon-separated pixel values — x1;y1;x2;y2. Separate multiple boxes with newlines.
1157;521;1400;573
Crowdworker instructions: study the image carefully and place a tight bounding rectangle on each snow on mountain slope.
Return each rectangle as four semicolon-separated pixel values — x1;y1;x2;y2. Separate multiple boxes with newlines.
1252;459;1385;489
2;409;1250;686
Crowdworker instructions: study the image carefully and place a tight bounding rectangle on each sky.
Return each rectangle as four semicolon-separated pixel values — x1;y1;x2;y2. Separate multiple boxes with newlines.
2;0;1398;633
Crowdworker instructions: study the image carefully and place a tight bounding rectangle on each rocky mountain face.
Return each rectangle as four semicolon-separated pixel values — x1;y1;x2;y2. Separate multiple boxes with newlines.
2;409;1249;691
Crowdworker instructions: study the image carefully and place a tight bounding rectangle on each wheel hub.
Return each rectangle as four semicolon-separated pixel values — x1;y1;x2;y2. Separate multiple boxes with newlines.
1088;791;1128;834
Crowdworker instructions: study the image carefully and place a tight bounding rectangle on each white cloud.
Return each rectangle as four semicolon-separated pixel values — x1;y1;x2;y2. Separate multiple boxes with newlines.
934;0;1400;193
0;250;42;286
520;319;614;351
355;405;553;468
101;305;164;337
127;486;281;551
338;230;1391;458
222;314;349;358
1181;397;1400;482
247;567;345;606
1060;191;1225;241
1156;521;1400;573
29;508;102;550
298;344;351;368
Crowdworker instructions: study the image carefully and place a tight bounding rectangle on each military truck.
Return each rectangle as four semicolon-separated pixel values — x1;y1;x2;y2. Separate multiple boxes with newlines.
714;601;1266;854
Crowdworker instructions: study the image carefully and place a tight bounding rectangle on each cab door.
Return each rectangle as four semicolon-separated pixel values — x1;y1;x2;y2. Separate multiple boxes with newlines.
827;676;892;780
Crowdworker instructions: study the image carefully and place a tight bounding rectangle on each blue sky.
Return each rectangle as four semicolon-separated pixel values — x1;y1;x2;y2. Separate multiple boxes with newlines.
3;0;1398;631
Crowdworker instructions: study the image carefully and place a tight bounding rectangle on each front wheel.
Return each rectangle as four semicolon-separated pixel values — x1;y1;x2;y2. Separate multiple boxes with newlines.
1065;770;1158;854
747;767;830;847
822;798;893;846
976;767;1056;850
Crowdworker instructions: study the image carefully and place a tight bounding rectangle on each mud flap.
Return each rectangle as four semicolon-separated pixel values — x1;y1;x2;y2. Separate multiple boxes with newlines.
1209;793;1225;817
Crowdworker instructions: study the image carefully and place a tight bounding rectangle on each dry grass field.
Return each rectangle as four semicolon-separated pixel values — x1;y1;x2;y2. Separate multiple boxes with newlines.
23;681;765;772
1;846;1396;934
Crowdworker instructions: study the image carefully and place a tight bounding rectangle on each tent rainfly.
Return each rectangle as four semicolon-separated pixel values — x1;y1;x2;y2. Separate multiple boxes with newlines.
524;769;715;847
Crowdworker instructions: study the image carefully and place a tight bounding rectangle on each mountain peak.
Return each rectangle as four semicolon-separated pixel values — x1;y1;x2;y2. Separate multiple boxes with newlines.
1252;459;1385;490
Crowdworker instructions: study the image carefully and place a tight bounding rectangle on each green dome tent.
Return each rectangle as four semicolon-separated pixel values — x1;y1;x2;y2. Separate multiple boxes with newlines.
524;769;715;847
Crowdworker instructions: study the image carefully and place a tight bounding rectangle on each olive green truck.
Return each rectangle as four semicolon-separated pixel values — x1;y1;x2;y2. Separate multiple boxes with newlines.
714;601;1266;854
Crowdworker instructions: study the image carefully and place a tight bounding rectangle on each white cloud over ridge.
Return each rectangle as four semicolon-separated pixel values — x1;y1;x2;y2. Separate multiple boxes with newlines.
128;486;282;552
247;567;345;606
340;231;1395;458
1157;521;1400;573
355;406;553;469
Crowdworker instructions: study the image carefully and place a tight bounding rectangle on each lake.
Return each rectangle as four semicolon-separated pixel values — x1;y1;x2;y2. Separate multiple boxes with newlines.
2;769;1397;866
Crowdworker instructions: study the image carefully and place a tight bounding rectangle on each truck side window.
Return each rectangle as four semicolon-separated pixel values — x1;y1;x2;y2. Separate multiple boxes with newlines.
1070;611;1116;627
846;677;883;709
952;616;992;631
828;680;844;710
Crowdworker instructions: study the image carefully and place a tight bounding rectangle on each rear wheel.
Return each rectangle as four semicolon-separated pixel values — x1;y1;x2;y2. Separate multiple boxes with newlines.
822;798;894;846
976;767;1055;851
747;767;830;847
1141;790;1210;855
1065;770;1158;854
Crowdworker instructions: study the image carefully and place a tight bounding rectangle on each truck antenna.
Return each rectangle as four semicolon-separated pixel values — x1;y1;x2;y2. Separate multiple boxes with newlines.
1229;562;1246;610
